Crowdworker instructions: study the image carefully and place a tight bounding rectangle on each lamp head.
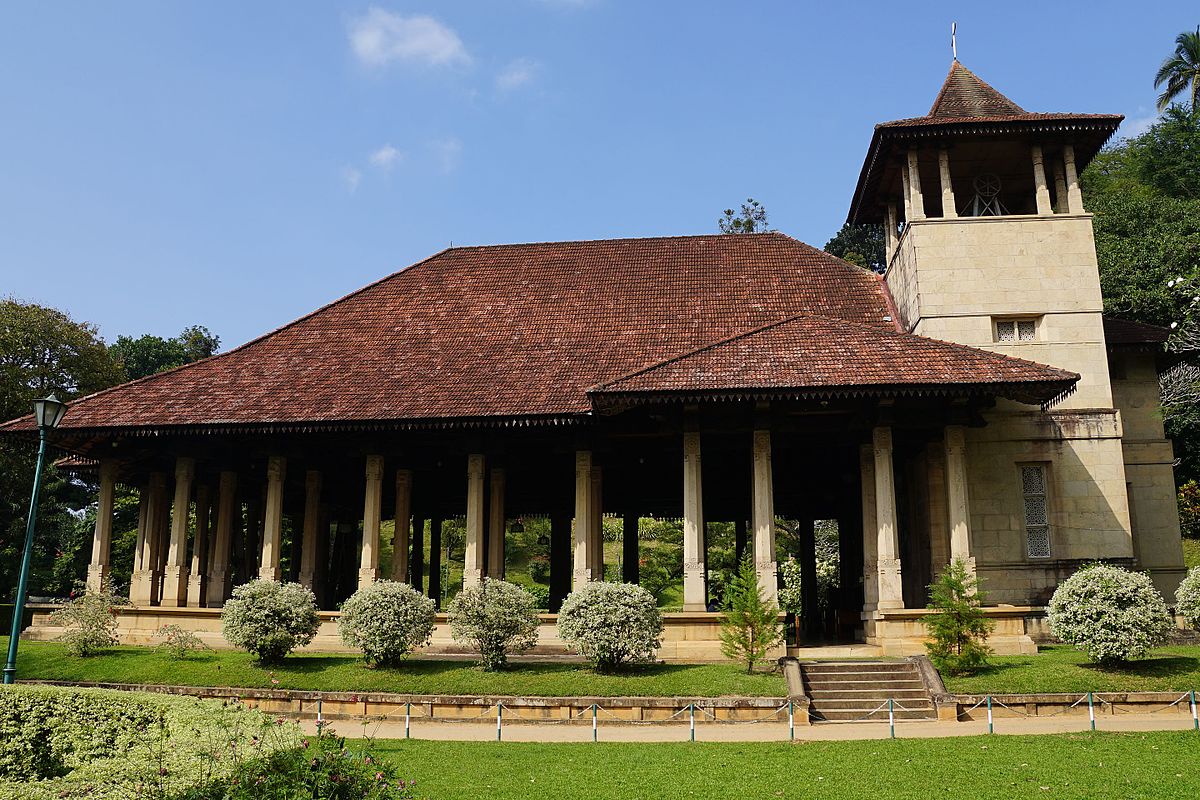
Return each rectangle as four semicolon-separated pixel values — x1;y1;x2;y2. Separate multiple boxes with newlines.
32;394;68;430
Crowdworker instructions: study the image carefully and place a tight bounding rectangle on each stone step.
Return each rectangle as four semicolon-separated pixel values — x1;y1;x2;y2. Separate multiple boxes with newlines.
804;674;923;684
809;696;933;710
801;662;912;671
810;708;937;722
808;688;931;700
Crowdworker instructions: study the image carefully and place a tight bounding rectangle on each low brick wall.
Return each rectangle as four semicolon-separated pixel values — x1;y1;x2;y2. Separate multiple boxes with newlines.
18;680;790;724
947;692;1199;720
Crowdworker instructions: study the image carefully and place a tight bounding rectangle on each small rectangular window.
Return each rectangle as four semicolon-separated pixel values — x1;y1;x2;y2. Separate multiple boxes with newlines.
994;318;1038;343
1020;464;1051;559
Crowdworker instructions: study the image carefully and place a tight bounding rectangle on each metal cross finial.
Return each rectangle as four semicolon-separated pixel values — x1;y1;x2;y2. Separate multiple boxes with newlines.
951;22;958;61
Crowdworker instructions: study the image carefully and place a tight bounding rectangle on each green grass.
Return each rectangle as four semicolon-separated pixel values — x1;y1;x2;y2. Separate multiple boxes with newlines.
943;644;1200;694
368;733;1200;799
1183;537;1200;569
2;638;784;697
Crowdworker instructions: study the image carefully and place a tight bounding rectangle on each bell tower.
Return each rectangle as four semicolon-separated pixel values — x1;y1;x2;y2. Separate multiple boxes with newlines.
845;62;1177;602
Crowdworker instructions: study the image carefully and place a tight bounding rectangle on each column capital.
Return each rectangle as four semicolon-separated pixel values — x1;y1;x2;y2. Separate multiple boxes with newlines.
872;426;893;453
394;468;412;488
306;469;323;491
467;453;486;478
175;457;195;482
944;424;967;453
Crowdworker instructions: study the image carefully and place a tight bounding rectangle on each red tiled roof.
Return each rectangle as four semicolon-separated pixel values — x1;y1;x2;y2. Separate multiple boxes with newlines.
926;61;1025;119
0;233;1080;436
2;234;894;432
848;62;1122;224
591;314;1078;406
1103;316;1171;346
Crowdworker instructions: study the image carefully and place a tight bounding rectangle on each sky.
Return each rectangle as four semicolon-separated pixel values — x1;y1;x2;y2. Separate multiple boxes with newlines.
1;1;1194;350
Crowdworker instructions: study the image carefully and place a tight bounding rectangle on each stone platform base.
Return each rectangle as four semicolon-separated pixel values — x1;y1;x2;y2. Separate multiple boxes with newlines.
862;605;1041;656
24;605;781;663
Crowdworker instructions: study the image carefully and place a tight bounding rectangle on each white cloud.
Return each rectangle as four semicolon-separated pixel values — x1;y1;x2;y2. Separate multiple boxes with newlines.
341;166;362;192
1121;112;1158;139
496;57;540;91
429;137;463;173
348;8;471;68
368;143;404;171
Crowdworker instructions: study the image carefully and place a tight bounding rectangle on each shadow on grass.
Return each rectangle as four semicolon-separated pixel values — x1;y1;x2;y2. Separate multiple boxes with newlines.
1078;655;1200;679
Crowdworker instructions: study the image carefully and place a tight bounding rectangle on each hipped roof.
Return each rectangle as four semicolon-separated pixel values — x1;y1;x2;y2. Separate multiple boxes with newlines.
848;61;1123;224
1;233;1078;438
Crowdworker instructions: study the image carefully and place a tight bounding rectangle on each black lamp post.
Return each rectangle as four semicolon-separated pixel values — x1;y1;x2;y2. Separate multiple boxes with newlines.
3;394;67;685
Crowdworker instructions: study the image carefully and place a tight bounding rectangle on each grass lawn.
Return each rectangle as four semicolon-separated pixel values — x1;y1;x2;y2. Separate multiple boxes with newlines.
370;732;1200;799
943;644;1200;694
1;638;784;697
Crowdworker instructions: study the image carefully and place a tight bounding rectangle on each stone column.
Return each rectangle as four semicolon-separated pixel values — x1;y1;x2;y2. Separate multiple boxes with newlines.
486;467;506;579
86;460;117;593
186;484;211;606
572;451;596;587
938;147;957;218
900;162;913;222
906;148;925;221
682;431;706;611
1063;144;1084;213
298;470;323;590
872;427;903;609
161;458;194;607
463;454;486;587
391;469;412;582
259;456;287;583
860;444;878;612
885;202;900;265
207;471;237;606
622;512;639;584
1051;159;1069;214
589;466;604;581
410;515;425;594
358;455;383;589
751;429;778;604
944;426;975;576
153;483;171;604
1031;144;1052;215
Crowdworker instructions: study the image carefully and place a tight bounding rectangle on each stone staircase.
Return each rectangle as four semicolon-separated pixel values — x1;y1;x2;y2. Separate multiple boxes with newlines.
800;660;937;722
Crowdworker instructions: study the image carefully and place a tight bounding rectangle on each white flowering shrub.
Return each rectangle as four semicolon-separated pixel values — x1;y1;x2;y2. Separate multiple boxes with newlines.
1047;564;1173;663
221;579;320;663
1176;566;1200;629
557;582;662;671
49;585;128;657
446;579;540;670
338;580;435;666
777;557;803;615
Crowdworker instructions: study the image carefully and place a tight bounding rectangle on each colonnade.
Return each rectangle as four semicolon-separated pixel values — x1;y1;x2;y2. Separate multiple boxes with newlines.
83;423;978;616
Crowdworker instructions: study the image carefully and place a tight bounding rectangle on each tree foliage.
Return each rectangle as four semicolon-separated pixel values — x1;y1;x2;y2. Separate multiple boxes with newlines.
109;325;220;381
718;556;783;673
823;223;886;272
1154;26;1200;112
922;559;993;676
718;198;770;234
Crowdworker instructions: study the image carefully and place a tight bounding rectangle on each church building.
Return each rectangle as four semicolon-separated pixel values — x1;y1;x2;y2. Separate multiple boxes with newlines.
3;60;1186;657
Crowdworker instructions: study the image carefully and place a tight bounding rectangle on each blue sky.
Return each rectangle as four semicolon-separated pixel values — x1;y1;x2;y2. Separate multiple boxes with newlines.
1;1;1193;349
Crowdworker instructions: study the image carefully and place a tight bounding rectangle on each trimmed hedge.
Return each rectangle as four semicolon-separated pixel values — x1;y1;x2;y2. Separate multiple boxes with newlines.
0;685;296;799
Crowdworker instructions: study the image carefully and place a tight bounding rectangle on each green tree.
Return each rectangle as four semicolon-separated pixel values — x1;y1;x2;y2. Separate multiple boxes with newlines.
718;555;783;672
1155;26;1200;112
922;559;993;676
718;198;770;234
109;325;220;381
824;223;886;272
0;300;125;602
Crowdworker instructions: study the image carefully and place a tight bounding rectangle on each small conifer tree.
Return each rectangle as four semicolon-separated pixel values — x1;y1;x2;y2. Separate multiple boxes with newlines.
719;556;784;672
923;558;993;675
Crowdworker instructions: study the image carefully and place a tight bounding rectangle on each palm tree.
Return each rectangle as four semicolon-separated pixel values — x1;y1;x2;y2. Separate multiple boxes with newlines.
1154;27;1200;112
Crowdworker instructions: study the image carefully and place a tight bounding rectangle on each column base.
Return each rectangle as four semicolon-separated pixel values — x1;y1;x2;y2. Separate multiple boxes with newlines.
160;566;189;608
357;568;379;591
85;564;109;594
755;560;778;605
186;574;207;608
130;570;159;606
206;570;228;607
461;567;482;588
259;566;283;583
298;570;317;592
